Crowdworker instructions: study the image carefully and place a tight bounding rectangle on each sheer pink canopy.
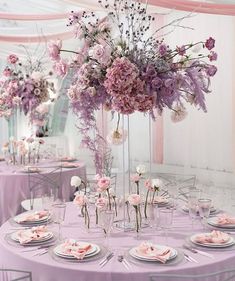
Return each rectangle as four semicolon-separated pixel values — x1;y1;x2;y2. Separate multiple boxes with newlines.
147;0;235;16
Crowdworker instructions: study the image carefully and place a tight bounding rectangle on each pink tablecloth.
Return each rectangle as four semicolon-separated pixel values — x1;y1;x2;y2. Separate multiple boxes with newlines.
0;161;86;225
0;203;235;281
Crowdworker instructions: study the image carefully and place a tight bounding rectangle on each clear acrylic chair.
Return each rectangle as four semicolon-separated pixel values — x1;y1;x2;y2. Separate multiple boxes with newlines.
21;165;62;211
0;269;32;281
149;268;235;281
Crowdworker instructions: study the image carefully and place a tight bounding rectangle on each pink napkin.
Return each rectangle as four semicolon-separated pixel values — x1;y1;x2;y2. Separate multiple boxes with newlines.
62;162;80;168
16;211;49;223
194;230;230;244
61;157;75;161
217;214;235;225
136;242;171;263
153;196;168;204
61;239;92;260
17;226;49;244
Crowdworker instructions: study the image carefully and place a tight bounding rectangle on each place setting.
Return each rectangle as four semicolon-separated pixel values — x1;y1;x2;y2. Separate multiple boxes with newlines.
9;210;52;228
49;239;106;264
125;241;184;267
60;162;80;169
187;230;235;251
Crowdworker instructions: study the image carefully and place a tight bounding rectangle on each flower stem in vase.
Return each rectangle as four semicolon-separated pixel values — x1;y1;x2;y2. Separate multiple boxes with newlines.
136;181;140;195
85;204;90;229
144;190;150;219
81;205;85;217
135;206;139;233
107;188;112;210
95;207;99;225
126;202;131;223
113;196;117;217
152;189;156;204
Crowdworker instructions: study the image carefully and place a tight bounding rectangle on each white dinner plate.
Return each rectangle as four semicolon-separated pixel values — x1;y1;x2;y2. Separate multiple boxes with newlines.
190;233;235;248
129;245;177;262
53;242;100;259
11;231;53;244
14;211;50;224
207;217;235;229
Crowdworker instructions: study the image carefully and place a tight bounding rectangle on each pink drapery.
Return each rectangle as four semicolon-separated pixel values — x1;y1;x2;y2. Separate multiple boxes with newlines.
0;12;68;21
147;0;235;16
0;32;73;43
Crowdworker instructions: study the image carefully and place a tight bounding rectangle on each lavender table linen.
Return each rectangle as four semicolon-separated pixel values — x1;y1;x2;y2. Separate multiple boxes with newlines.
0;161;86;225
0;203;235;281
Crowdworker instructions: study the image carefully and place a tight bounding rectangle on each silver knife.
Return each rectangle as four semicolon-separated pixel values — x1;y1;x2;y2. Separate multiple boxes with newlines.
194;249;214;259
184;245;214;259
100;253;114;267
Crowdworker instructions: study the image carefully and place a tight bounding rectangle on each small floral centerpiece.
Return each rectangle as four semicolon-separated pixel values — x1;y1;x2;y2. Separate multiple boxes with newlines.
0;53;55;123
131;164;147;194
48;0;217;173
71;176;90;228
144;178;163;218
128;194;142;233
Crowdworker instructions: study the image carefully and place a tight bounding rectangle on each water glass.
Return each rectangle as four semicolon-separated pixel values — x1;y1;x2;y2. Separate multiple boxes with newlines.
52;203;66;241
198;198;212;228
159;208;173;245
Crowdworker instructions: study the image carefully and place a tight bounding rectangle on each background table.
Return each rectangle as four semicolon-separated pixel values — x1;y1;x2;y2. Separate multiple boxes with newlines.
0;203;235;281
0;161;86;225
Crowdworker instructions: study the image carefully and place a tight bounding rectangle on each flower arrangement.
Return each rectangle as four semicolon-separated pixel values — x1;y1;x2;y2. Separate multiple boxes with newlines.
48;0;217;172
1;136;45;165
71;176;90;228
144;178;163;218
0;53;55;123
128;193;142;233
131;164;147;194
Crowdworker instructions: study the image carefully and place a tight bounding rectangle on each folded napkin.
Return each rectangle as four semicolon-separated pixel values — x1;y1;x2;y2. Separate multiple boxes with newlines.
136;242;171;263
61;157;75;161
16;210;49;223
194;230;230;244
217;214;235;225
153;196;168;204
62;162;80;168
17;225;49;244
61;239;92;260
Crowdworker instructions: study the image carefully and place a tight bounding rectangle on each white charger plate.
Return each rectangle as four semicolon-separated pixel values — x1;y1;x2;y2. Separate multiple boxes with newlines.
54;242;100;260
11;230;53;244
190;233;235;248
14;212;50;224
207;217;235;229
129;245;177;262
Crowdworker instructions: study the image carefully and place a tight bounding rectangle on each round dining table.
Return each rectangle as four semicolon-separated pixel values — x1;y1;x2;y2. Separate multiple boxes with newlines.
0;160;86;225
0;203;235;281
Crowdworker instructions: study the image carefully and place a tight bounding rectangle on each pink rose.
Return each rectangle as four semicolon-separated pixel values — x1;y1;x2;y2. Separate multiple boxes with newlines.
97;17;110;32
89;44;111;66
95;197;108;210
130;173;141;183
128;194;141;206
97;176;111;192
3;68;12;77
53;59;68;77
7;54;19;64
73;194;87;207
48;40;62;61
144;179;154;191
